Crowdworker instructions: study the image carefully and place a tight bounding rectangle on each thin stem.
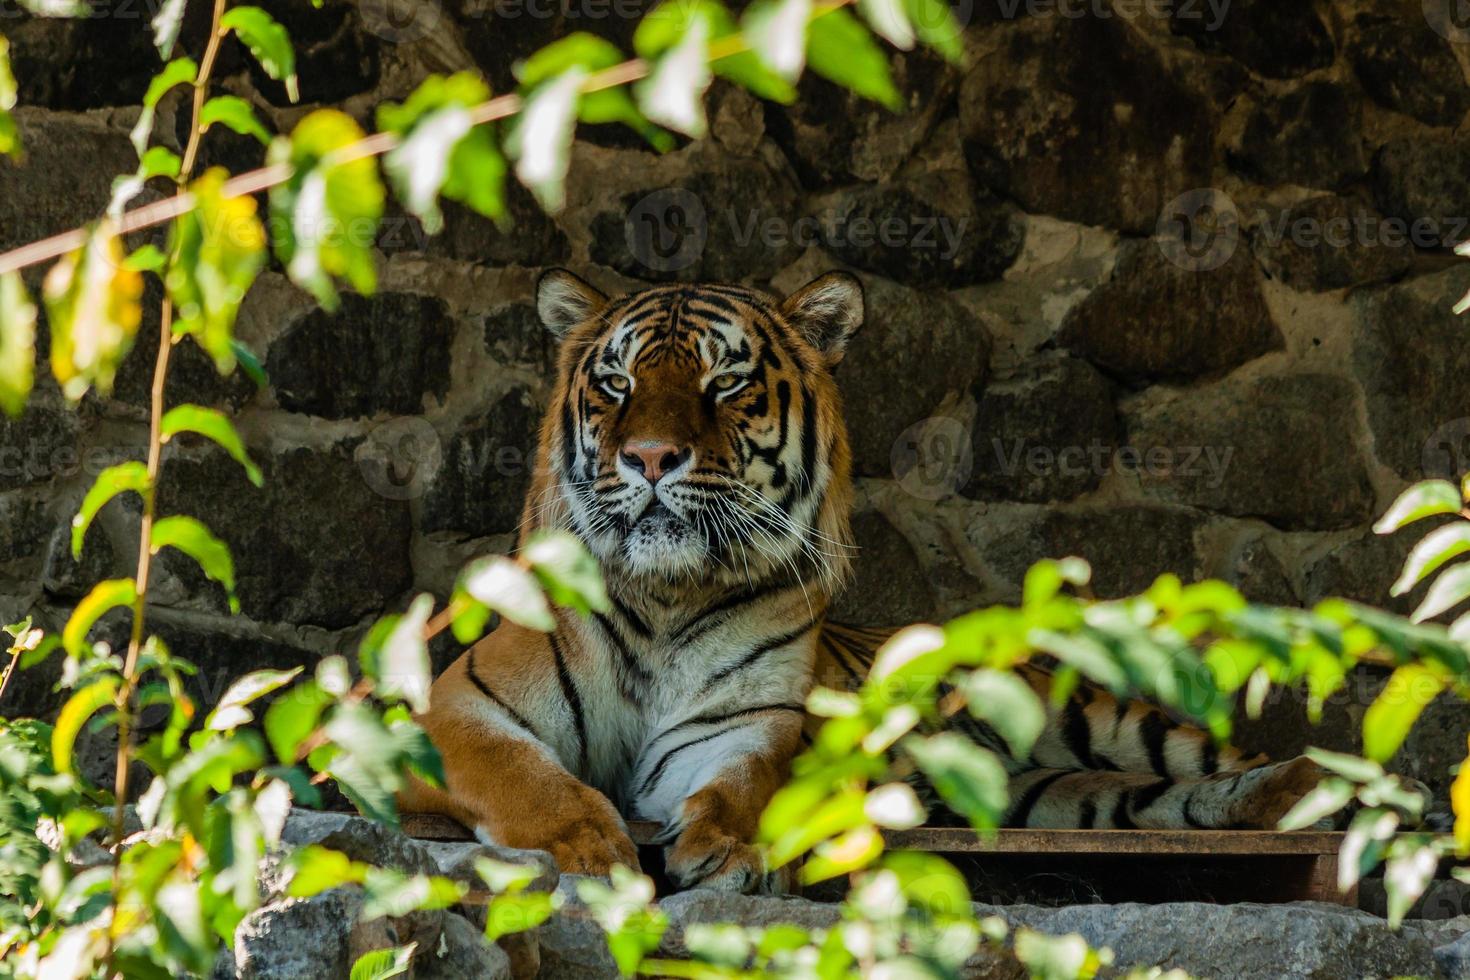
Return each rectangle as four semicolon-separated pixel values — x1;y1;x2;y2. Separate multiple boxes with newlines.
0;0;854;277
104;0;228;969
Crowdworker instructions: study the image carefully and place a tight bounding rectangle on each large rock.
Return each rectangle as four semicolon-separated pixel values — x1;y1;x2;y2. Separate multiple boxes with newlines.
1248;195;1414;293
157;444;413;628
1228;83;1368;191
0;111;138;255
588;158;803;283
1057;239;1281;383
766;50;958;188
0;400;88;488
244;0;381;105
420;385;541;539
831;511;939;628
0;490;50;569
1354;266;1470;481
1371;136;1470;241
973;505;1205;601
483;302;557;379
978;901;1438;979
963;356;1118;504
537;875;620;980
267;293;456;420
1124;374;1376;531
1303;527;1428;615
1349;12;1470;128
232;887;366;980
837;277;991;476
417;911;512;980
814;171;1021;288
1168;0;1334;80
378;189;572;269
960;13;1219;234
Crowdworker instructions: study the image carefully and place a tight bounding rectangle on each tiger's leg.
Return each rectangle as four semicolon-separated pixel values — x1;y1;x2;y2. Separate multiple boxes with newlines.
1004;757;1323;829
400;627;640;875
631;707;805;893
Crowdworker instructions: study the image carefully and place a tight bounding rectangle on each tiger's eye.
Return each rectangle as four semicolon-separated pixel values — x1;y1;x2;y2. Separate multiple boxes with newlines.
712;374;742;391
603;375;630;393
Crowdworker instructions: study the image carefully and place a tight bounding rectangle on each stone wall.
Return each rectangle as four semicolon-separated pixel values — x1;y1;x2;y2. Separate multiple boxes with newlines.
3;0;1470;787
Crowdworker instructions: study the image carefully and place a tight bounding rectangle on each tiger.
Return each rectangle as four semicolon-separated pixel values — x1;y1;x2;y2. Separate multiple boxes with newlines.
400;269;1327;892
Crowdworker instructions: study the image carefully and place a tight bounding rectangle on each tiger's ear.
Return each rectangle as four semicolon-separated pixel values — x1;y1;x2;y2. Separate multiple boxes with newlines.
781;272;864;367
537;269;608;339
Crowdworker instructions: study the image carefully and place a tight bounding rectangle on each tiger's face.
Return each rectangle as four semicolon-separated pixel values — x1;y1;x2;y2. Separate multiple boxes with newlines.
528;270;863;594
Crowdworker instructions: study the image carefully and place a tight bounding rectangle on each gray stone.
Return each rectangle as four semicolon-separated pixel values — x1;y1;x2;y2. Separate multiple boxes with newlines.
1371;137;1470;243
816;171;1021;288
1217;533;1298;607
1355;267;1470;481
0;400;87;488
656;890;841;958
1437;928;1470;979
960;13;1219;234
977;901;1438;980
831;511;938;628
42;516;121;600
0;112;141;254
588;158;803;283
232;887;362;979
417;912;514;979
267;292;455;420
976;506;1205;601
1302;527;1427;616
157;444;413;628
1169;0;1335;80
1124;374;1376;531
483;302;557;378
379;188;571;269
537;875;620;980
766;49;959;188
1058;240;1281;383
1248;195;1414;293
420;385;541;539
963;356;1118;504
1350;12;1470;128
838;276;991;476
0;491;50;568
278;809;442;881
1229;83;1368;191
3;8;194;110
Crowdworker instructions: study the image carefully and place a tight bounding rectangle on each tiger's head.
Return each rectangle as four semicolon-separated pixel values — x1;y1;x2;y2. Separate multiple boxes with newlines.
522;270;864;599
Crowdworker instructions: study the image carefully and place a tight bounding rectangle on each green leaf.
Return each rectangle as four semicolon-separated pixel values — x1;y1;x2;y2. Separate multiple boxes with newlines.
1278;775;1355;830
1392;523;1470;597
805;8;900;109
151;515;240;613
323;703;409;825
901;733;1009;832
1339;808;1398;892
267;109;385;309
200;95;272;145
0;36;19;159
1413;562;1470;624
263;679;332;764
857;0;913;50
461;557;556;632
516;33;624;87
506;68;585;213
286;844;369;897
1306;747;1384;783
801;825;883;883
486;891;559;942
73;461;151;559
368;594;434;713
124;244;169;274
166;168;268;374
0;270;37;417
232;339;269;388
1014;929;1108;980
43;222;145;401
131;57;197;157
160;405;264;486
109;145;182;218
1374;481;1463;534
361;869;466;920
63;578;137;658
960;669;1046;760
903;0;964;64
350;945;416;980
53;678;119;774
151;0;187;59
742;0;813;84
1385;839;1439;927
222;7;299;103
634;6;713;137
377;73;507;233
525;530;609;615
1363;663;1447;763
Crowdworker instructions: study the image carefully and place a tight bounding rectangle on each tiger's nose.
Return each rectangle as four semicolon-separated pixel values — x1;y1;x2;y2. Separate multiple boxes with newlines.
620;441;690;484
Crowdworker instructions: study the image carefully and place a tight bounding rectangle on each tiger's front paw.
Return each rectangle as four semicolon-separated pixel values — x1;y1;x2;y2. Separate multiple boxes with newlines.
665;823;784;894
494;788;640;877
